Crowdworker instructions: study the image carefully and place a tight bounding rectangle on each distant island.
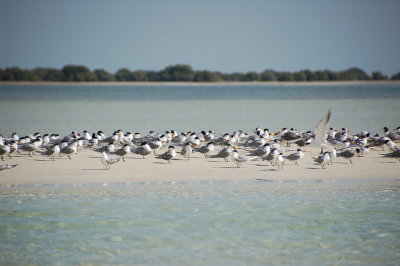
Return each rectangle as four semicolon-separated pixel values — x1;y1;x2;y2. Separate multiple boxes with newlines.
1;64;399;82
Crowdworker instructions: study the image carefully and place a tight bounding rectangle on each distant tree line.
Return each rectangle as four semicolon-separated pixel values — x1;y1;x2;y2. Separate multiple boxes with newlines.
1;64;399;82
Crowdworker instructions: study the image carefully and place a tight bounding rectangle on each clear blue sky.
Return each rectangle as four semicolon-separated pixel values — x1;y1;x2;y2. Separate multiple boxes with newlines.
1;0;399;75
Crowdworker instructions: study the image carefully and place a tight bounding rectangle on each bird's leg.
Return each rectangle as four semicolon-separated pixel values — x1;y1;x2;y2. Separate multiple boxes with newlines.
68;155;71;159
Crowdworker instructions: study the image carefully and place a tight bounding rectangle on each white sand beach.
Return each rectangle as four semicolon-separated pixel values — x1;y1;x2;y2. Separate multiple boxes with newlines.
1;145;398;185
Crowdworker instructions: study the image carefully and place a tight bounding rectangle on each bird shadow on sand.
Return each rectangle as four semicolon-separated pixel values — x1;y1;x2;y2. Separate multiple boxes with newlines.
152;162;169;165
213;166;236;169
82;168;108;171
255;178;274;182
379;161;398;164
305;167;321;170
34;159;52;162
260;168;279;171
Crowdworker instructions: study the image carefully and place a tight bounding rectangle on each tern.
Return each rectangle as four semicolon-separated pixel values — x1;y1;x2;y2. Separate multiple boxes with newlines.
114;144;131;161
284;148;305;166
132;142;152;159
181;143;193;161
101;151;120;170
313;152;330;169
231;150;258;168
157;146;177;164
60;141;78;159
41;145;60;161
195;142;214;158
209;144;234;162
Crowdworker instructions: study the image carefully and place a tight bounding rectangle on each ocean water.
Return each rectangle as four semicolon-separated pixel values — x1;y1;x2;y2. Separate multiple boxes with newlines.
0;180;399;265
0;83;399;136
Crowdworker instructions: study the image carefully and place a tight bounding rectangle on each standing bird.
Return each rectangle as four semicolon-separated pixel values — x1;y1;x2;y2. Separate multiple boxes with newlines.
275;153;284;170
328;148;337;165
101;151;120;170
195;142;214;158
337;148;360;164
148;138;163;155
314;152;331;169
180;143;193;161
113;144;131;162
264;147;279;166
157;146;177;164
20;139;41;157
230;150;258;168
284;148;305;166
280;131;302;147
250;143;271;158
0;144;10;161
209;144;234;162
41;145;60;161
60;141;78;159
132;142;152;159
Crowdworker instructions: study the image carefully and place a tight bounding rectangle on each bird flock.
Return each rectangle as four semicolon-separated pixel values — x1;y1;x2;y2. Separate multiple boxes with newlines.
1;125;399;171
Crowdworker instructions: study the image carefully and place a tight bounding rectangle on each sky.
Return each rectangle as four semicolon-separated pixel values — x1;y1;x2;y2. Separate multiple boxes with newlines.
1;0;400;75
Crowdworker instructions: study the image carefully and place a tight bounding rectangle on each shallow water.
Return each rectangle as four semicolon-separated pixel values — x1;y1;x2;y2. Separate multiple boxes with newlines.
1;180;399;265
0;83;399;136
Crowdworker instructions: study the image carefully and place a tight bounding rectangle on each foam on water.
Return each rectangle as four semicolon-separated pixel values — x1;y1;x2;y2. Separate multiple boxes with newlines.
0;179;399;265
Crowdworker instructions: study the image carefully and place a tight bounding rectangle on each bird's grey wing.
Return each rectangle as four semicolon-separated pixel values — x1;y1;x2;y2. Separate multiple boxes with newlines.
285;153;300;161
313;110;331;145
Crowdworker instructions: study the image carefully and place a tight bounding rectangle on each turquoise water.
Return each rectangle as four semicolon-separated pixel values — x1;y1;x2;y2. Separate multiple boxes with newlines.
1;180;399;265
0;83;399;136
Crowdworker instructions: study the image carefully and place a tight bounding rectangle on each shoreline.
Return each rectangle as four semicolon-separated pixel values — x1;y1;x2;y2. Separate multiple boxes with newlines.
1;80;400;86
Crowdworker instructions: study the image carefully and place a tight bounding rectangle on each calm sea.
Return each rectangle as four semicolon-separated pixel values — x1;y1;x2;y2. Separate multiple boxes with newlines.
0;180;399;265
1;83;399;264
0;83;399;136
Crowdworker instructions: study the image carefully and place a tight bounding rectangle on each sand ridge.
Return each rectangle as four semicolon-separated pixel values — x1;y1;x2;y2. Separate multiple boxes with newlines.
1;145;398;185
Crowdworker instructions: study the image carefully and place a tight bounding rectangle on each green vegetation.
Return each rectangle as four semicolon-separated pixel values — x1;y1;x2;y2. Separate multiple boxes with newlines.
0;64;399;82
